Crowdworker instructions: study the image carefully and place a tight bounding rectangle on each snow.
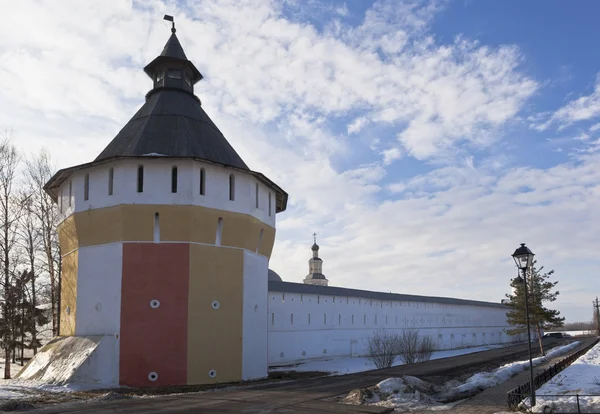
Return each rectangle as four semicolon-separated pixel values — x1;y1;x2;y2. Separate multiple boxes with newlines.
0;358;111;401
547;330;596;337
524;341;600;413
454;341;581;396
366;377;458;412
270;345;505;375
344;342;582;412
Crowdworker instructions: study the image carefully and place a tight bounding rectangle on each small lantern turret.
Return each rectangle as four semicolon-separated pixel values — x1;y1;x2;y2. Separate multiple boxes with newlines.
143;15;203;95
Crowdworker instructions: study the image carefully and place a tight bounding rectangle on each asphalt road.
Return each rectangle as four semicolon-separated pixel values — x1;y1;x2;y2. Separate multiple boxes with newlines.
33;337;590;414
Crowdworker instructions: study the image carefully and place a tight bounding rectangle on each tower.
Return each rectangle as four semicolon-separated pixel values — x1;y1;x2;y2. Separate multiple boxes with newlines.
38;18;287;387
303;234;328;286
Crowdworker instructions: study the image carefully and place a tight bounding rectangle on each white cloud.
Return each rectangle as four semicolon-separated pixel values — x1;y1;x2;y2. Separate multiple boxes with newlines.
347;116;369;134
1;0;595;321
539;74;600;130
382;147;403;165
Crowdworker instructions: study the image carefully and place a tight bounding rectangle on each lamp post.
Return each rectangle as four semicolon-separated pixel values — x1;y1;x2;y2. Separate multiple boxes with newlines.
512;243;536;407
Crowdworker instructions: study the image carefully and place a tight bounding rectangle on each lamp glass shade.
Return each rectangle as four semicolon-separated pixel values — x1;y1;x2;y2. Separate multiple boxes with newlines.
511;243;534;270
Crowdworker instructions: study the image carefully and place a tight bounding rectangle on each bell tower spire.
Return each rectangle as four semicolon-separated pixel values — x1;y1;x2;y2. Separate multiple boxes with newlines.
304;233;328;286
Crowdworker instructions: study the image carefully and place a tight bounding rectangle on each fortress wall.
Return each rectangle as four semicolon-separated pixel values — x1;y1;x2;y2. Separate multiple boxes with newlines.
266;289;511;365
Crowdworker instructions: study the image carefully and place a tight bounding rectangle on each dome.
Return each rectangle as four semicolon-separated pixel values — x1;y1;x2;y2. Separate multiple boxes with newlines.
268;269;282;282
311;243;319;251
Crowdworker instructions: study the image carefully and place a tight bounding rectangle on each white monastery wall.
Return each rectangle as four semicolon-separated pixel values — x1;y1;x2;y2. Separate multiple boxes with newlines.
266;289;511;365
71;335;119;386
242;251;269;380
56;158;276;227
75;244;123;336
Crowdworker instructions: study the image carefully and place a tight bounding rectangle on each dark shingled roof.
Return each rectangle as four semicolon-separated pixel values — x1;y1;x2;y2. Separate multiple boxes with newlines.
94;89;249;169
268;281;507;309
161;33;187;60
268;269;283;282
43;29;288;212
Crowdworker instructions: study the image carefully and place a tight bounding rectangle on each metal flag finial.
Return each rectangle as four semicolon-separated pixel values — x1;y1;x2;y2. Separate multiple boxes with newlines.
164;14;176;33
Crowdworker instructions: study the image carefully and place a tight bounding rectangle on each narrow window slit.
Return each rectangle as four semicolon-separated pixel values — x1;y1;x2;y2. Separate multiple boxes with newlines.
171;166;178;193
154;213;160;243
200;168;205;195
108;167;114;196
137;165;144;193
84;174;90;201
216;217;223;246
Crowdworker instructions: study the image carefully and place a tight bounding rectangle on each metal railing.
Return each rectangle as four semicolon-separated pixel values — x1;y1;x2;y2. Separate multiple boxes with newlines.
520;393;600;413
507;339;600;410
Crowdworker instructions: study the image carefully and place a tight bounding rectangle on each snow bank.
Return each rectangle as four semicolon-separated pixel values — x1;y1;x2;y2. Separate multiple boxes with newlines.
455;341;581;395
527;341;600;413
344;376;456;412
344;342;582;412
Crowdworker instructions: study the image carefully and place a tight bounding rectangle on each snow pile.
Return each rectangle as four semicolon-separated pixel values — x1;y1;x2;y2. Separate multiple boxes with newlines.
344;342;582;412
526;341;600;413
344;376;456;412
454;341;581;395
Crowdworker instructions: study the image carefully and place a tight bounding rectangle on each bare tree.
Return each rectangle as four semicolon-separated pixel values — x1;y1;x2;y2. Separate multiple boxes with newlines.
417;335;435;363
366;329;402;369
16;191;41;354
23;150;60;336
0;134;21;379
366;328;436;369
397;328;420;364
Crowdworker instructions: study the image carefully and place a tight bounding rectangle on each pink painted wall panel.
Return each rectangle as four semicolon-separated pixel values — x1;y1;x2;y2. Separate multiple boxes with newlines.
120;243;189;387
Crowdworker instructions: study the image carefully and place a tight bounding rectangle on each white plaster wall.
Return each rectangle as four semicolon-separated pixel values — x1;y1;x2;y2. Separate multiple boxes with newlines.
242;251;269;380
57;158;276;227
71;335;119;385
266;291;511;364
75;243;123;336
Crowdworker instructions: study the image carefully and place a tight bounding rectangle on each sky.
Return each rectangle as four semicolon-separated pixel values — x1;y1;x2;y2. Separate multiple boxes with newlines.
1;0;600;322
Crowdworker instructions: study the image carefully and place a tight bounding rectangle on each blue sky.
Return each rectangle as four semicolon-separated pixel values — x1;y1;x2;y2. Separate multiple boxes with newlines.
2;0;600;322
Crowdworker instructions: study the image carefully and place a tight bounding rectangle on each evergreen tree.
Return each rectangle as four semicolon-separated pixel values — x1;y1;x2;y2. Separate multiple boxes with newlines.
504;261;565;355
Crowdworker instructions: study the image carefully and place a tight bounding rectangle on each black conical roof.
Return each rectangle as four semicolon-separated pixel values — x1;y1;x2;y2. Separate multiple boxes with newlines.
96;31;246;168
95;89;249;169
43;25;288;213
161;33;187;60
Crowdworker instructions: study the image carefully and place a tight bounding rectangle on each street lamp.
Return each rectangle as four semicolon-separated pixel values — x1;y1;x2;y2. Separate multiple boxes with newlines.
512;243;536;407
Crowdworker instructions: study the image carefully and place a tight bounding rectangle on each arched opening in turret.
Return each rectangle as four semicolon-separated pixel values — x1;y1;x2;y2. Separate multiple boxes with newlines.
216;217;223;246
171;166;178;193
268;192;272;217
199;168;206;195
257;228;264;253
154;213;160;243
84;173;90;201
108;167;114;196
137;165;144;193
255;183;259;209
229;174;235;201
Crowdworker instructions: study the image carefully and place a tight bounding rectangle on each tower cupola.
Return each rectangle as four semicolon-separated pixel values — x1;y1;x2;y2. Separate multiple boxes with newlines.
143;15;203;95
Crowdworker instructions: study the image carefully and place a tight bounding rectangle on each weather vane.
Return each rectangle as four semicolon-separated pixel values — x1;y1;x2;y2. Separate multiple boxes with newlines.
164;14;176;33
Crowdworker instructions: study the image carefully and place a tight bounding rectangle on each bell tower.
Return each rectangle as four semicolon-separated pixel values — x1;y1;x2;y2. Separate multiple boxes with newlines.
303;233;329;286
